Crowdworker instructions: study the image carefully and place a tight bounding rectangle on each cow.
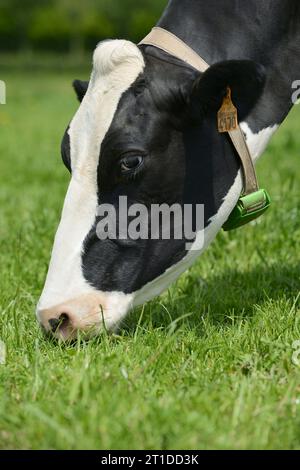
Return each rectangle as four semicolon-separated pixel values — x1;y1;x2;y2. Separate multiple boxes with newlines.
37;0;300;340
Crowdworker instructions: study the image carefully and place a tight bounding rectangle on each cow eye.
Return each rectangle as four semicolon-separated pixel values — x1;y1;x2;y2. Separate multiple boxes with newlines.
120;155;144;173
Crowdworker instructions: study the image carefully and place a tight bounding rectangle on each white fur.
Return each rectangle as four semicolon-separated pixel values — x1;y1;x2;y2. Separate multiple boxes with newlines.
96;291;135;331
38;40;145;315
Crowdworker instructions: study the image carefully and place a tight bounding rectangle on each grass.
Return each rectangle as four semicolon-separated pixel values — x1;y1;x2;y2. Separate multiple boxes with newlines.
0;70;299;450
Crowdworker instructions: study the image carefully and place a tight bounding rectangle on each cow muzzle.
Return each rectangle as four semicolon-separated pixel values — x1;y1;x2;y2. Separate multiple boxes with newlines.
36;293;109;341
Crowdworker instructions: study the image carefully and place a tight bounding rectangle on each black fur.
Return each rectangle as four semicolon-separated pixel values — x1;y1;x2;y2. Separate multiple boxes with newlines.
80;57;266;293
73;79;89;102
60;0;300;294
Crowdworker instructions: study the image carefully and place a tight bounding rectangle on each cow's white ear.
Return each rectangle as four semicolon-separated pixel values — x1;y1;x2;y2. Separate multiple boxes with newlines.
193;60;266;121
72;80;89;102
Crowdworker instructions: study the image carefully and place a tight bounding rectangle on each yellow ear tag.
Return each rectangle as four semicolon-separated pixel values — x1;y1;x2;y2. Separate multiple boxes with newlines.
217;87;238;133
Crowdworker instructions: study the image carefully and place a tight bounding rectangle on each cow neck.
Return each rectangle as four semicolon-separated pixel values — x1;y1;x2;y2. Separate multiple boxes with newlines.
139;27;272;231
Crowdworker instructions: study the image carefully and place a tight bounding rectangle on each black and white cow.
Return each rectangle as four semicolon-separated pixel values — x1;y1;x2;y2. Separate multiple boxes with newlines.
37;0;300;339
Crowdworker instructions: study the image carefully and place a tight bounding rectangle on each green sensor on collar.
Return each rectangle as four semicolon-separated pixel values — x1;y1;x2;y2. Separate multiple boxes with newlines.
223;189;271;232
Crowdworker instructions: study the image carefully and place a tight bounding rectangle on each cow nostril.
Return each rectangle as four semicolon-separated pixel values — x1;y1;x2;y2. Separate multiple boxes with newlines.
48;313;70;333
48;318;60;332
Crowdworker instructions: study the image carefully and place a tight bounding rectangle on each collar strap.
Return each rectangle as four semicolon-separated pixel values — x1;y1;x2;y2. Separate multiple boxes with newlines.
139;27;259;195
139;26;210;73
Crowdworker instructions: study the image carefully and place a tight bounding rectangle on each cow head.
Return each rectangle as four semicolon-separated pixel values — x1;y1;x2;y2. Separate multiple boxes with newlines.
37;39;265;340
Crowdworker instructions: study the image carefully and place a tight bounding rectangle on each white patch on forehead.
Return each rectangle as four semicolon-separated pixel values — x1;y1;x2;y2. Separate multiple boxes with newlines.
133;122;279;307
38;40;145;312
70;39;145;175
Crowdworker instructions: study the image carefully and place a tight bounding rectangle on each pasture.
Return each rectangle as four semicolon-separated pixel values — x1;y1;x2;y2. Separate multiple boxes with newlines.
0;70;299;450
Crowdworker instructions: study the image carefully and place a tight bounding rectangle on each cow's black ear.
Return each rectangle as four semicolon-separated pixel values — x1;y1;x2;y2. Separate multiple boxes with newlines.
72;79;89;102
192;60;266;121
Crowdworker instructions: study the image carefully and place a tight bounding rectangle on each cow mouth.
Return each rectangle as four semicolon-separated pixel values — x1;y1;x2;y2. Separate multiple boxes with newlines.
37;292;134;341
42;317;99;343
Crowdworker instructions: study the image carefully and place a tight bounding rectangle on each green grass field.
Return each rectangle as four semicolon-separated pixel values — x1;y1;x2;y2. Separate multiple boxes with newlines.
0;71;299;450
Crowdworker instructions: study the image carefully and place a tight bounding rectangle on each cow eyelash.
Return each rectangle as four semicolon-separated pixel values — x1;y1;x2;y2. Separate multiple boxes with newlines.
119;153;145;180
